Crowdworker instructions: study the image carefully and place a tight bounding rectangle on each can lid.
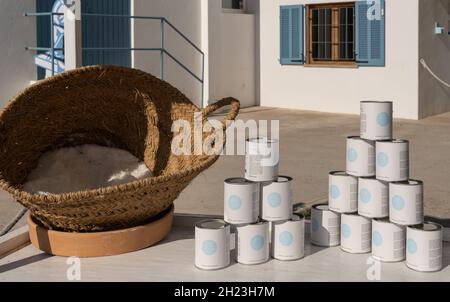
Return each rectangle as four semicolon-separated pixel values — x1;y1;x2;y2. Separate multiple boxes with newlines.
347;136;375;144
342;212;362;217
361;101;393;104
391;179;423;186
329;171;350;177
377;139;409;144
247;137;279;144
237;220;269;228
373;217;392;224
196;219;228;230
313;204;330;211
410;222;442;232
359;176;383;182
274;175;293;183
225;177;255;185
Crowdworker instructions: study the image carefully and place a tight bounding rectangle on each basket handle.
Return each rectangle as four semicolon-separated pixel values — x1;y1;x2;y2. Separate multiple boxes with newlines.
202;97;240;128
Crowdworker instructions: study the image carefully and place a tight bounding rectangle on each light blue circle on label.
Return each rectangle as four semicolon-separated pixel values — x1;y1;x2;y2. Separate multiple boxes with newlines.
250;235;265;251
360;188;372;204
228;195;242;210
377;152;389;167
392;195;405;211
252;191;258;202
407;238;418;254
279;231;294;246
267;192;282;208
311;218;320;232
342;224;351;238
202;240;217;256
373;231;383;246
377;112;390;127
347;148;358;162
330;185;340;199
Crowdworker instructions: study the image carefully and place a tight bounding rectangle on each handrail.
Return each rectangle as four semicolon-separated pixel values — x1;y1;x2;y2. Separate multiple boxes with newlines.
24;12;205;107
23;12;63;16
79;14;204;55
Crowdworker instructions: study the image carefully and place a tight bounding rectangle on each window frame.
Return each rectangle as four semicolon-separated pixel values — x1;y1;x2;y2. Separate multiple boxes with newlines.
305;2;357;67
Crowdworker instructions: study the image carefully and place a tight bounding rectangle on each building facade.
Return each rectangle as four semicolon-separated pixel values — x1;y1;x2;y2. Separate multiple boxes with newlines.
0;0;449;119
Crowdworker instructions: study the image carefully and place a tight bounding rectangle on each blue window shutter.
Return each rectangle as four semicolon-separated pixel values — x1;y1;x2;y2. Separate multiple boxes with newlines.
82;0;131;67
280;5;304;65
356;0;385;66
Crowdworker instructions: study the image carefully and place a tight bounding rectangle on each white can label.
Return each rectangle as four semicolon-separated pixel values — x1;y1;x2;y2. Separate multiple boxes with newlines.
329;173;358;213
358;178;389;218
195;225;230;270
224;180;259;224
406;227;443;272
360;102;393;140
236;223;270;265
389;182;423;226
271;219;305;261
376;141;409;182
261;178;293;221
245;140;279;182
372;220;406;262
341;214;372;254
346;137;375;177
311;206;341;247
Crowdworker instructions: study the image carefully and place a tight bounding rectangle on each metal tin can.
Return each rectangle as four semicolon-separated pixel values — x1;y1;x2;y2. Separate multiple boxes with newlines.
360;101;393;141
311;204;341;247
372;218;406;262
195;220;231;270
224;178;259;225
389;180;424;226
236;221;270;265
328;171;358;214
346;136;375;177
406;222;443;272
271;214;305;261
358;177;389;218
245;137;279;182
340;213;372;254
261;176;293;221
376;139;409;182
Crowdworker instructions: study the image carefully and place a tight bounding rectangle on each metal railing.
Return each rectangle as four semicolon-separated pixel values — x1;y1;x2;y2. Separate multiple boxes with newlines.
24;12;205;107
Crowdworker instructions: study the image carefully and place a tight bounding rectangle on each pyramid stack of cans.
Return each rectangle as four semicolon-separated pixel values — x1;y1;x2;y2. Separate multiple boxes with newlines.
195;138;305;270
312;101;443;272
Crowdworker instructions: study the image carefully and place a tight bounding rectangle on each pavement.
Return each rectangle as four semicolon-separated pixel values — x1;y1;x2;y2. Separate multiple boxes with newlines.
1;107;449;231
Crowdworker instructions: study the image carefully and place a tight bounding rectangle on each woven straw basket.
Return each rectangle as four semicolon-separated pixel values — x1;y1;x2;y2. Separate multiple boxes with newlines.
0;65;239;232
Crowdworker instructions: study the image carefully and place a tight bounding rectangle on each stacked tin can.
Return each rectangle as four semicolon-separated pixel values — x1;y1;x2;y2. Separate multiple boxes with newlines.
314;101;443;272
195;138;305;270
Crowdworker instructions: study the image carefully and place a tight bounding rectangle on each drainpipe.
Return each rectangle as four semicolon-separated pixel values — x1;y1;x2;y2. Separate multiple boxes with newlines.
64;0;82;70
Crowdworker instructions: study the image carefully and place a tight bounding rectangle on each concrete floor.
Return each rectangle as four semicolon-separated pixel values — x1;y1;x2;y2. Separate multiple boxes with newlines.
1;107;450;231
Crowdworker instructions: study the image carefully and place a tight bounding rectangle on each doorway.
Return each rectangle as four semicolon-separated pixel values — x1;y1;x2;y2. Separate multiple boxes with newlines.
36;0;131;79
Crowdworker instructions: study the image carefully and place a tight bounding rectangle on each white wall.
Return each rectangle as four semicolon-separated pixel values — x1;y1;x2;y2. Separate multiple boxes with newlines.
132;0;204;106
259;0;421;119
208;0;256;108
0;0;37;109
418;0;450;118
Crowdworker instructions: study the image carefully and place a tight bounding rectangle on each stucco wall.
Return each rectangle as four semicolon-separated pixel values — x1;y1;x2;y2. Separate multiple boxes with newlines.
259;0;420;119
246;0;261;105
131;0;204;106
208;0;256;108
0;0;37;109
418;0;450;118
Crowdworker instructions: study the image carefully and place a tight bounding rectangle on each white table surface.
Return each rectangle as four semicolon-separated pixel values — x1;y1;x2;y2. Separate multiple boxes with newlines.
0;217;449;282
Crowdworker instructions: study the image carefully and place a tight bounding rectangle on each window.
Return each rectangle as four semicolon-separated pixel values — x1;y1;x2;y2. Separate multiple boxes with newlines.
307;3;355;65
279;0;386;67
222;0;244;10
